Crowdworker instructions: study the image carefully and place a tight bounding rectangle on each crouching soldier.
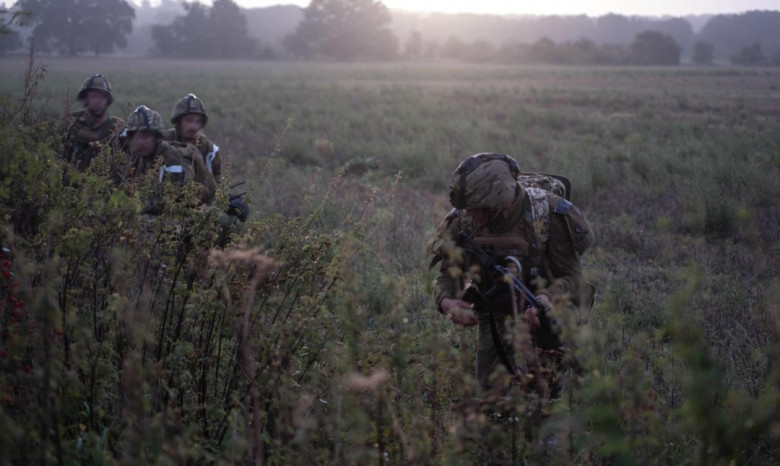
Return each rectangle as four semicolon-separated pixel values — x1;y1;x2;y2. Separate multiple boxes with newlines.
124;105;216;214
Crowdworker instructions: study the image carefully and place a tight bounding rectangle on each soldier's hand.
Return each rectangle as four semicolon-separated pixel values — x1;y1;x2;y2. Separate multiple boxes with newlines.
525;294;550;331
440;298;478;327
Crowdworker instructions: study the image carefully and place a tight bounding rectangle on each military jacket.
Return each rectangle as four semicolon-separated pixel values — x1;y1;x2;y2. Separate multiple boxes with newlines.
62;110;125;171
165;128;222;181
131;141;216;213
431;186;591;314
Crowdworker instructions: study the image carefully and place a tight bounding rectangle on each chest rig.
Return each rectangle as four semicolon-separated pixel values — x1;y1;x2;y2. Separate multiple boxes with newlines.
464;186;552;287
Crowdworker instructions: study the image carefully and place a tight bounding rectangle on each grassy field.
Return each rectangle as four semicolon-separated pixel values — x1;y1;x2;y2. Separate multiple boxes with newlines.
0;56;779;465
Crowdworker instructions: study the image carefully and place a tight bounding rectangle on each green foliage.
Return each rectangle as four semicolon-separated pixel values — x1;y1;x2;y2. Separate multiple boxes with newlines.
151;0;259;59
17;0;134;56
284;0;398;60
699;11;780;62
0;59;779;464
692;41;714;65
630;31;682;66
730;43;768;66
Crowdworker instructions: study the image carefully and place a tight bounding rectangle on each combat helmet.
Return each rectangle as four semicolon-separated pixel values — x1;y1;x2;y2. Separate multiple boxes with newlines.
126;105;167;137
77;73;113;105
449;153;520;210
171;93;208;125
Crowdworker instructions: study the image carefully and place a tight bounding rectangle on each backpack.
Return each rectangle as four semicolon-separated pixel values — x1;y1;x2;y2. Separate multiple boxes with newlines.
518;172;595;317
517;172;592;256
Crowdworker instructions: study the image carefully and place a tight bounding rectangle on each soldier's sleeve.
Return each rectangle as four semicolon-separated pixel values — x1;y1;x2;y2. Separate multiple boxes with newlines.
204;139;221;182
542;196;595;312
429;209;465;313
160;146;188;186
192;149;216;205
543;213;584;301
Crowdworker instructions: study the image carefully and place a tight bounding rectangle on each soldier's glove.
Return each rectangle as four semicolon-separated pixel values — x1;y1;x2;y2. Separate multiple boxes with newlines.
227;196;250;222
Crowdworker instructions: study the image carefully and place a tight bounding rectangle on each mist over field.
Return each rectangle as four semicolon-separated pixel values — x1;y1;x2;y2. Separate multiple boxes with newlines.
0;56;779;464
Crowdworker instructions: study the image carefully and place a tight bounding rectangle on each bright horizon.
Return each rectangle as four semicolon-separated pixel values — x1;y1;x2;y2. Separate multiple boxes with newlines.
154;0;780;17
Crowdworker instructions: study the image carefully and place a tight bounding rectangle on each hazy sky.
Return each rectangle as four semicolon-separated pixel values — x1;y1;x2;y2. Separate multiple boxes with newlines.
222;1;779;16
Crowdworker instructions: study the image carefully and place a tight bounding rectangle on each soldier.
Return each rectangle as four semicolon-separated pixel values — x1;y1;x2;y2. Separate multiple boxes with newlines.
124;105;216;214
429;153;594;396
62;73;125;171
167;93;223;182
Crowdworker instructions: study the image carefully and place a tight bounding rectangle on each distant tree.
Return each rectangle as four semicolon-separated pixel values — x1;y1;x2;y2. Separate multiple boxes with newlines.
16;0;134;56
462;40;496;63
404;30;422;58
593;44;630;65
209;0;256;57
284;0;397;60
529;37;558;63
699;11;780;62
630;30;681;65
1;6;30;53
440;36;465;60
151;0;257;58
692;41;714;65
650;17;694;54
499;41;528;62
422;40;439;60
729;42;766;66
595;14;638;44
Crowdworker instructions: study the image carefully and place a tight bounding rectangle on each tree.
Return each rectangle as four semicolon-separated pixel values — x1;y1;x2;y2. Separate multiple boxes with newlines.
699;11;780;62
440;36;465;60
151;0;257;59
16;0;134;56
404;30;422;58
1;6;30;53
284;0;397;60
630;30;681;65
692;41;714;65
729;42;766;66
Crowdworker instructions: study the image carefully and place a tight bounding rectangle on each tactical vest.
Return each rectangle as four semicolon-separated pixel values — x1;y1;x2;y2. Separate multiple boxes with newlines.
63;111;124;171
466;187;551;288
464;186;592;290
166;129;221;179
133;141;216;210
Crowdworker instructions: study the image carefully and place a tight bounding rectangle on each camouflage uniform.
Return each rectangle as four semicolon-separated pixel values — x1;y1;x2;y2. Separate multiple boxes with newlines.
62;74;125;171
125;105;216;213
430;153;594;393
167;94;222;182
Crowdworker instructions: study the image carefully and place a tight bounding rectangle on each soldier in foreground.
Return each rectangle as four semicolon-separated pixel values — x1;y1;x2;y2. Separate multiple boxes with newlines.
124;105;216;214
61;73;125;172
429;153;594;396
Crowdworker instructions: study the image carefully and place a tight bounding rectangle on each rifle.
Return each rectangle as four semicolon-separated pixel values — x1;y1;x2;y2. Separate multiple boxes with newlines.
457;231;562;352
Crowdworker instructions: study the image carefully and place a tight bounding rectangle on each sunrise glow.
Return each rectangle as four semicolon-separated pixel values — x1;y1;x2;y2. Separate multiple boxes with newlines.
226;0;780;16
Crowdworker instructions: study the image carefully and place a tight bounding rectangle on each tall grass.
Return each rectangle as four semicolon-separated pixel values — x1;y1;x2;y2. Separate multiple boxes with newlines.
0;56;778;464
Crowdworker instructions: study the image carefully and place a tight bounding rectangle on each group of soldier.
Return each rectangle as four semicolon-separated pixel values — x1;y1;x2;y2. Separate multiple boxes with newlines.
62;73;595;413
61;73;247;224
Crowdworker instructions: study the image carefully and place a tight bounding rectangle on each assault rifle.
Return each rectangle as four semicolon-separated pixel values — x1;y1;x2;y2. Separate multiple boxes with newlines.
457;231;562;352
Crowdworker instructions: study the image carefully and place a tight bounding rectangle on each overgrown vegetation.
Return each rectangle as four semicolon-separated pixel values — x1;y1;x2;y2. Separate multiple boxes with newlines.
0;56;778;464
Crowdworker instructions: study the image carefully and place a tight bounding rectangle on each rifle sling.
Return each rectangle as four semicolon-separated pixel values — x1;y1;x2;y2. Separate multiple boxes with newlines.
488;311;518;376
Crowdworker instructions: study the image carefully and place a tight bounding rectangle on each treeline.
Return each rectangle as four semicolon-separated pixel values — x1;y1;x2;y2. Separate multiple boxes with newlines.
2;0;780;65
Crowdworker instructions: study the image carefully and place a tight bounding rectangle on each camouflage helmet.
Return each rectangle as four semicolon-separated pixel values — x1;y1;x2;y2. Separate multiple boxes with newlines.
77;73;113;105
171;93;208;126
126;105;167;137
449;153;520;210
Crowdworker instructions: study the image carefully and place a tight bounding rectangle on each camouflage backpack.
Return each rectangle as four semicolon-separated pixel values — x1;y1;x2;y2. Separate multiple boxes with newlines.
518;171;592;256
